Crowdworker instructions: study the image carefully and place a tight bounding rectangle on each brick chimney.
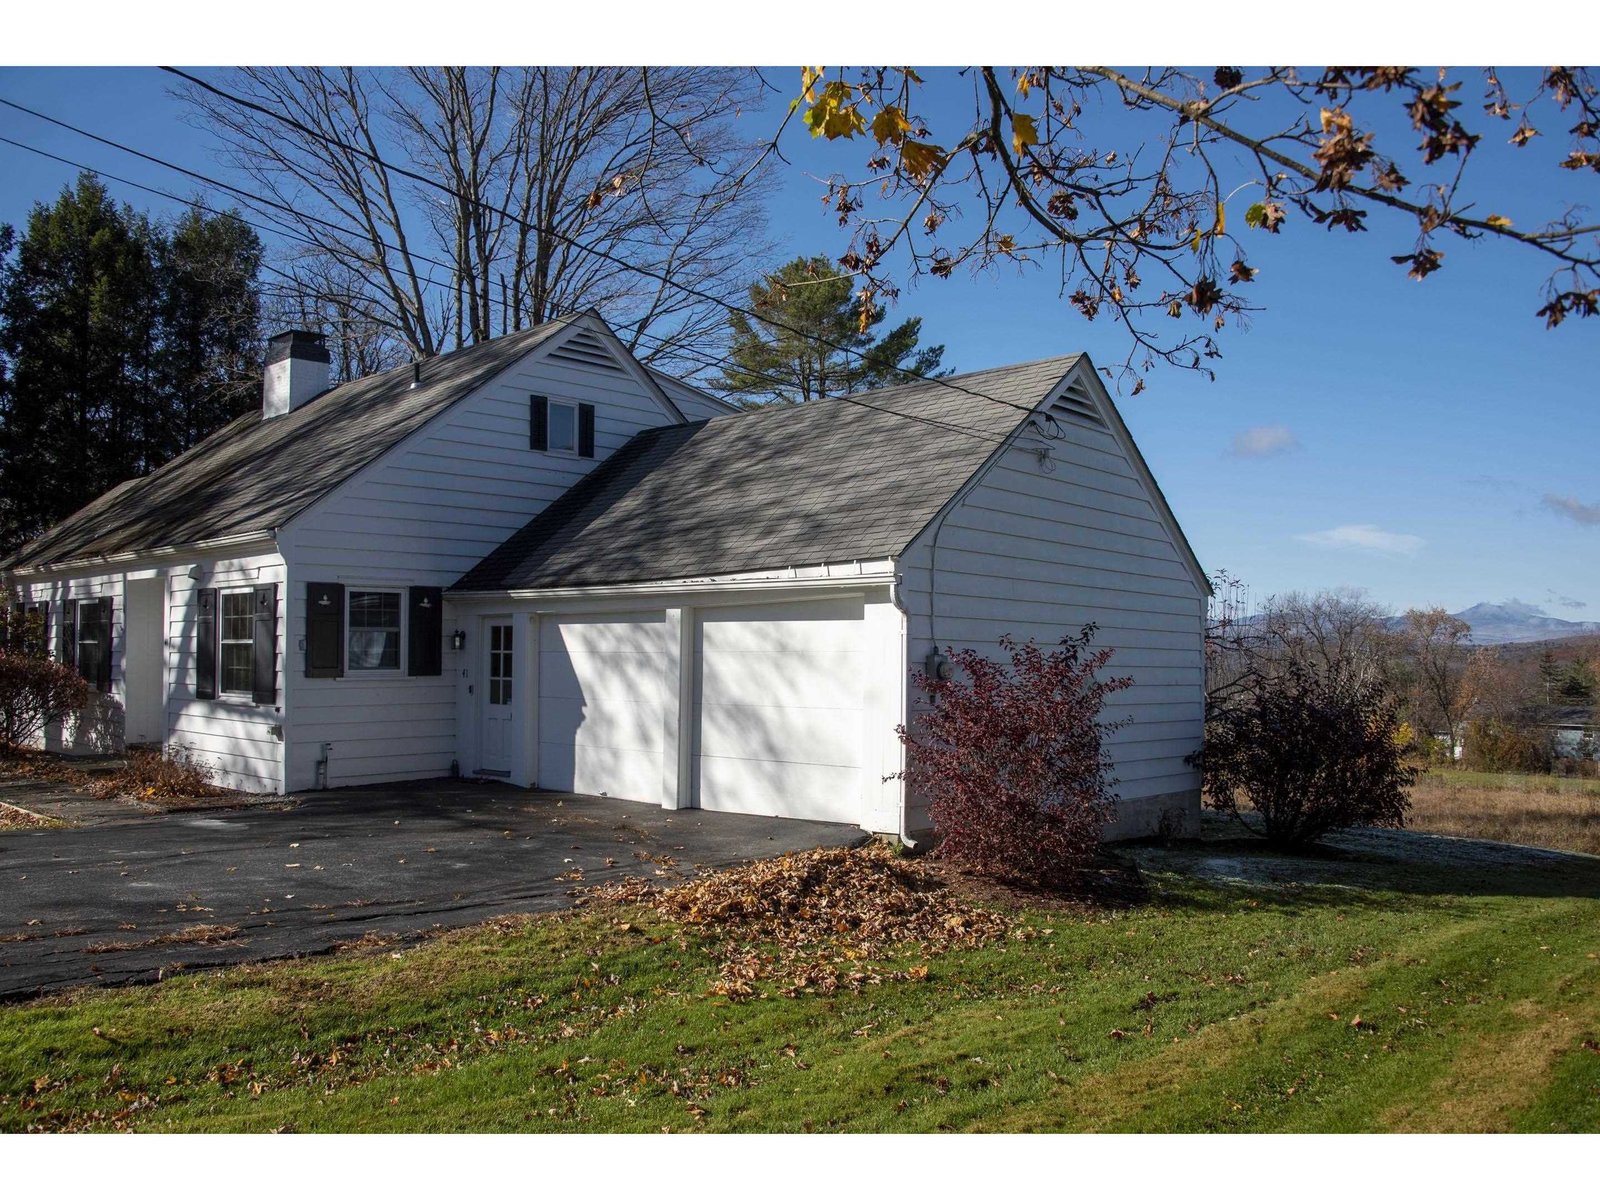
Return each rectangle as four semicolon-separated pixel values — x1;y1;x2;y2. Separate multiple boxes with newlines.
262;330;331;419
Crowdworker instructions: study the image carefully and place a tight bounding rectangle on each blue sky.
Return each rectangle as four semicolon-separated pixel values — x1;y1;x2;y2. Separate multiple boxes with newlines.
0;65;1595;616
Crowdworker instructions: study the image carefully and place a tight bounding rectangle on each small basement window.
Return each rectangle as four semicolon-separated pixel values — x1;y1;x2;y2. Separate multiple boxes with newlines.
348;589;403;671
219;590;255;695
546;399;578;454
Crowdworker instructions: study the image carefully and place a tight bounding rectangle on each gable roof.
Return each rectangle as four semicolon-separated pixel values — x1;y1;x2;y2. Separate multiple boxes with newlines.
2;315;585;572
453;356;1082;593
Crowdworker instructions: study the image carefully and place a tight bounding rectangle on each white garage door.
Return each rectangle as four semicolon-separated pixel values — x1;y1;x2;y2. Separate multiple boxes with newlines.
694;596;865;824
538;612;670;805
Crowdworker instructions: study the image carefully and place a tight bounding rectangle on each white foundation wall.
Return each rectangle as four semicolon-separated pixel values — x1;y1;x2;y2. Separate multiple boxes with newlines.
898;416;1206;842
11;550;288;792
279;329;684;793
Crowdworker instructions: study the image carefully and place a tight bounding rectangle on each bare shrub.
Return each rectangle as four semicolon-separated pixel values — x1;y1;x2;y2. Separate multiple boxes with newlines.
1200;665;1416;848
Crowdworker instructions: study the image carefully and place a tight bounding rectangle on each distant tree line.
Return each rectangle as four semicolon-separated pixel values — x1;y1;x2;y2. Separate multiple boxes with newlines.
0;174;264;554
1204;572;1600;777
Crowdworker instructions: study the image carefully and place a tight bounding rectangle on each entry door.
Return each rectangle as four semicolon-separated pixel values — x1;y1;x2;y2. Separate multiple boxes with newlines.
479;619;515;775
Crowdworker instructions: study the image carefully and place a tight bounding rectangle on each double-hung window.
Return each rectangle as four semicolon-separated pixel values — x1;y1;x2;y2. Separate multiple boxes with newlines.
347;589;403;672
219;591;255;695
546;399;578;453
73;598;112;692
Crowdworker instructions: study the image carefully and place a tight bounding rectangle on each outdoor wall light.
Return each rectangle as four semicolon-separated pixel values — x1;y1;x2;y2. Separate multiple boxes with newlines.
451;629;467;652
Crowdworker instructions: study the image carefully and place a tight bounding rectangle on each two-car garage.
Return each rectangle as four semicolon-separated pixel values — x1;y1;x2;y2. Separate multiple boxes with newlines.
531;595;871;825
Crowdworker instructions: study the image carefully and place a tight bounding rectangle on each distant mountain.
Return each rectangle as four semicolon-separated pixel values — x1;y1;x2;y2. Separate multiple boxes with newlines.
1448;601;1600;645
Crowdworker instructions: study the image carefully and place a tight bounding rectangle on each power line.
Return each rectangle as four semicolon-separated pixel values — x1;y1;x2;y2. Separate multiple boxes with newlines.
0;124;1022;449
159;66;1045;420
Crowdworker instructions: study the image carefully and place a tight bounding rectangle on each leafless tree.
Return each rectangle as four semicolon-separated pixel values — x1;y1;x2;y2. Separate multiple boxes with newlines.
1397;607;1474;754
178;67;772;373
1204;574;1395;711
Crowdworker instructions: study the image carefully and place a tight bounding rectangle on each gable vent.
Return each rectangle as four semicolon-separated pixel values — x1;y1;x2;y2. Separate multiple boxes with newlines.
548;329;628;376
1044;380;1106;430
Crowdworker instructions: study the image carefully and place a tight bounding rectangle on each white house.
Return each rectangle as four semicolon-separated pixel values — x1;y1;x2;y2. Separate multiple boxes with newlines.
2;312;1208;840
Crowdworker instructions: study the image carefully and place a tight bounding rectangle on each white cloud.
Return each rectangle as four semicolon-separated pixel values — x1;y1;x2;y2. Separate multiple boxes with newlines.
1542;494;1600;526
1295;524;1426;557
1546;590;1588;611
1229;424;1301;458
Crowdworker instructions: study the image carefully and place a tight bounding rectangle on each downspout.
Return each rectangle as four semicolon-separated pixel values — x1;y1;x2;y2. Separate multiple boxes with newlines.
888;571;917;851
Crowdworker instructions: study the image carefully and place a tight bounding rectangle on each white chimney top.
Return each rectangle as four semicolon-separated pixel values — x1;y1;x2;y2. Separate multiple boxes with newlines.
262;330;331;419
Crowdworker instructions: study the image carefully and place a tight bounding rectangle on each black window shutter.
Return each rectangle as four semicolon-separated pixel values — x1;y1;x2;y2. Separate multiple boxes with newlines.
530;394;549;451
95;597;112;693
407;586;443;677
252;583;278;704
306;582;344;678
578;402;596;458
60;598;75;669
195;588;218;700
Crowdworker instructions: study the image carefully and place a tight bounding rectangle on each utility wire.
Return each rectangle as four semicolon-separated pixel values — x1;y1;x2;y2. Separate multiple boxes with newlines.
159;66;1045;419
0;123;1025;449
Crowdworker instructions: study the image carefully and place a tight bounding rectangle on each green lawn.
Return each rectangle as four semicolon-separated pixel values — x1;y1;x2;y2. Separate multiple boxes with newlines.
3;828;1598;1133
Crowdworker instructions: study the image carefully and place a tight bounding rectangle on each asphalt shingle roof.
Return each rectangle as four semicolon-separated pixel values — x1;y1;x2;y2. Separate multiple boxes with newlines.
3;317;573;572
453;356;1080;592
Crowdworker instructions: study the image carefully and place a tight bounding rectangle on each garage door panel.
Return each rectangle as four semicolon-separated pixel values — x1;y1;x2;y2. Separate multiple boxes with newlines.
696;757;862;824
696;701;862;768
543;699;664;753
697;650;863;710
693;599;865;823
698;597;864;653
540;741;664;804
538;651;669;704
538;613;668;806
540;613;667;655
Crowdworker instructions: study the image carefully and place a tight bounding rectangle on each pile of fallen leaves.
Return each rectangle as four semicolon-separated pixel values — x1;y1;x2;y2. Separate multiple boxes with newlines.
0;748;83;785
0;800;60;831
87;747;229;804
583;842;1015;998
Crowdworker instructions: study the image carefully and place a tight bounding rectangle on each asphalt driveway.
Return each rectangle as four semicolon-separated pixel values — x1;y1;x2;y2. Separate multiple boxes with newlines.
0;779;864;1001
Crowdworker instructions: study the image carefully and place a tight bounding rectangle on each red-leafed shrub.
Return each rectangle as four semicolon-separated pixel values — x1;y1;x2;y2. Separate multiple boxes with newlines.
0;646;90;755
896;627;1131;889
1199;665;1416;848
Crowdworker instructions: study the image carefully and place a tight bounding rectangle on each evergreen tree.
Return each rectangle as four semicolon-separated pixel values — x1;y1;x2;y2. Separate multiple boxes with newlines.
1556;661;1597;704
714;255;945;406
0;175;264;553
1538;649;1562;702
154;207;264;457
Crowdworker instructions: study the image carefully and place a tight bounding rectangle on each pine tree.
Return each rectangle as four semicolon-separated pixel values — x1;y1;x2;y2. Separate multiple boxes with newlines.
0;175;264;553
713;255;945;406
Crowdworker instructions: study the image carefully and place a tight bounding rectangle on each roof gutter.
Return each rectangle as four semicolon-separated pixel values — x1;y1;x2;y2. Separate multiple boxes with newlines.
449;566;898;604
3;530;279;580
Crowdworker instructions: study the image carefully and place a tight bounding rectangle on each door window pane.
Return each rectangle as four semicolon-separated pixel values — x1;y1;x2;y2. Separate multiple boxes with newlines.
348;590;401;670
488;624;512;705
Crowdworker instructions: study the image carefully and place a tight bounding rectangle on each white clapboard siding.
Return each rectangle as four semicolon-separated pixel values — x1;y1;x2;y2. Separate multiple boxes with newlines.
13;572;126;755
15;554;286;790
899;369;1206;836
647;369;740;422
279;321;684;792
165;553;287;792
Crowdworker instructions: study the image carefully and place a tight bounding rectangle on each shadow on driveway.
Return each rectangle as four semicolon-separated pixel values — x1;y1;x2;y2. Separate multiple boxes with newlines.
0;778;865;1001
